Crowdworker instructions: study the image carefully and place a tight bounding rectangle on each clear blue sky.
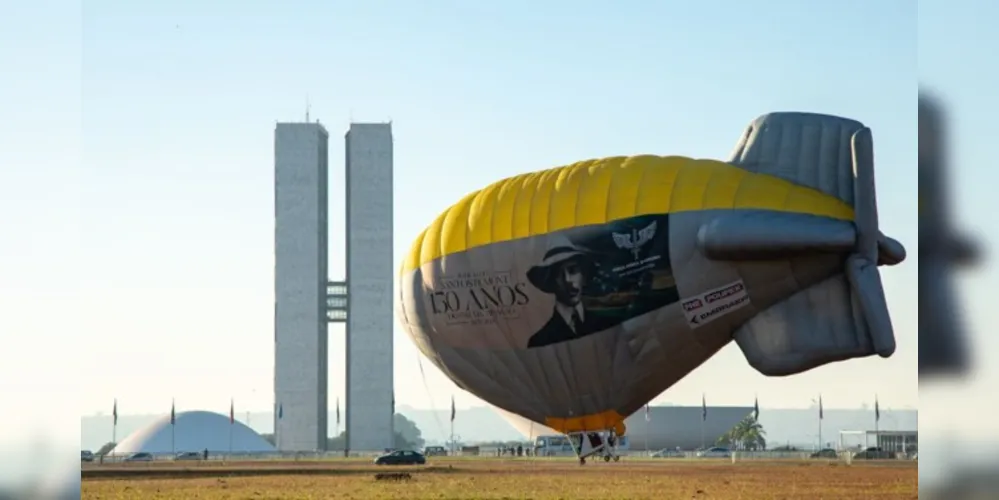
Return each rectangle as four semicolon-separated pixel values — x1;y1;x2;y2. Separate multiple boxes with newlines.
918;0;999;441
4;1;930;426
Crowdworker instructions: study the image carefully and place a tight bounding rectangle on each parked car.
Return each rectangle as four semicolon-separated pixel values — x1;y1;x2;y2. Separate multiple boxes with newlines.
650;448;684;458
423;446;447;456
174;452;202;461
123;452;153;462
810;448;838;459
81;450;94;462
374;449;426;465
771;445;800;451
695;447;731;458
852;447;895;460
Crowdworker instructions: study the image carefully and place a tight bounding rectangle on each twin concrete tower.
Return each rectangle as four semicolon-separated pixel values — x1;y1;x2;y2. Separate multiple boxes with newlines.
273;120;394;452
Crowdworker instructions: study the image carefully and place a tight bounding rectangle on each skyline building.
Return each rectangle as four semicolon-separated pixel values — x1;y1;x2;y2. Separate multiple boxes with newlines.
273;119;394;452
344;123;395;452
273;121;330;452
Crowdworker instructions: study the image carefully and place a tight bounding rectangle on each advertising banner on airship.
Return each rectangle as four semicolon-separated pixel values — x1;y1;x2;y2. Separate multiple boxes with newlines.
416;214;680;350
681;279;751;328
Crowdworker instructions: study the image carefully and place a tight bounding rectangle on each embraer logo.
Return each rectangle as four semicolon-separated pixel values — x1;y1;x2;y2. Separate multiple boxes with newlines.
682;279;752;330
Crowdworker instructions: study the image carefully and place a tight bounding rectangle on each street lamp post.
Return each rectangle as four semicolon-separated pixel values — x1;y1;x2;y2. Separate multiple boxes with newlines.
810;398;823;450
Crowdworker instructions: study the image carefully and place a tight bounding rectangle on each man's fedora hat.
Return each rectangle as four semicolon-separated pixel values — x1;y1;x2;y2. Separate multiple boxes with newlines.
527;240;594;294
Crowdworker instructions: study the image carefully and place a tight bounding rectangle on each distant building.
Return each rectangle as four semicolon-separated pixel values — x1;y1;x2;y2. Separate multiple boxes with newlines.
272;120;395;454
496;405;753;451
274;121;330;452
344;123;395;453
838;429;918;453
111;411;276;456
756;407;917;450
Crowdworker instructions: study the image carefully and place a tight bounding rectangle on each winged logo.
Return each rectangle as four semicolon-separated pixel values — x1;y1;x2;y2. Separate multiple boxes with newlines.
611;220;658;260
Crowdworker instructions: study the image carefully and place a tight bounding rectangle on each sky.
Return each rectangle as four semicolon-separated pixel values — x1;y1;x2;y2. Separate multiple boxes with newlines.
2;0;937;431
916;0;999;439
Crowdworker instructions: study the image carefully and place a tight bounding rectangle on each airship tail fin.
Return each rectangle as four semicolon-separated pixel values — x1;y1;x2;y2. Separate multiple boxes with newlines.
725;113;903;376
728;111;861;204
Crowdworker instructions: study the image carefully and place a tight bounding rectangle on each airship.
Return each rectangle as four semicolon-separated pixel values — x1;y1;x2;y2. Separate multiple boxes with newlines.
397;112;906;464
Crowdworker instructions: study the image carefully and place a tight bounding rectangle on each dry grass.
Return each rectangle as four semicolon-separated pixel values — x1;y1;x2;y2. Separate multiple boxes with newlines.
82;458;917;499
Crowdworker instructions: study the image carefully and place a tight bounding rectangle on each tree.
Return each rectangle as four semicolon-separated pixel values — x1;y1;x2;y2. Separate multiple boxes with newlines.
327;432;347;450
715;415;767;451
393;413;424;449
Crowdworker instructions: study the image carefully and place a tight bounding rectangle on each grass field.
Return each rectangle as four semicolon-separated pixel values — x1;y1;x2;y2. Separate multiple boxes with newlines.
81;458;917;499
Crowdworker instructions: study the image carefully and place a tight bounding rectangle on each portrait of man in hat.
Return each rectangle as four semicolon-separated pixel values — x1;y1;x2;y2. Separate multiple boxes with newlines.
525;241;615;348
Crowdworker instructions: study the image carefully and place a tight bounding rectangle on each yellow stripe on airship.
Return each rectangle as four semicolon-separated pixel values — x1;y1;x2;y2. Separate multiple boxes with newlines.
402;155;855;275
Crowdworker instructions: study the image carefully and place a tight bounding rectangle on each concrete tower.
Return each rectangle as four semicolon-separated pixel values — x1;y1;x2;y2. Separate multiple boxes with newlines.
344;123;395;452
273;122;329;452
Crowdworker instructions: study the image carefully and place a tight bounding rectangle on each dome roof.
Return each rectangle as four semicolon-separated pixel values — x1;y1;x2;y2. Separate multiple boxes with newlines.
112;410;276;455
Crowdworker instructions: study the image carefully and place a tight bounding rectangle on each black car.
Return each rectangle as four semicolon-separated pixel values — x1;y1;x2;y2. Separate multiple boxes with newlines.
810;448;838;459
374;450;426;465
852;447;895;460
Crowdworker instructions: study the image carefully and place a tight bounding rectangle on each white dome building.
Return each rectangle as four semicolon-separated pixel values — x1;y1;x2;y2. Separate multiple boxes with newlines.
112;410;276;456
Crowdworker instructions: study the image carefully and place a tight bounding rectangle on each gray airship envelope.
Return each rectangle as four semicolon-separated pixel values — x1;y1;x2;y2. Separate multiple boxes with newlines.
397;112;905;437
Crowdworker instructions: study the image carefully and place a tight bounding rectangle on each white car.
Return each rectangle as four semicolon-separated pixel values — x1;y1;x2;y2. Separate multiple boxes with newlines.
695;447;731;458
650;448;684;458
123;452;153;462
